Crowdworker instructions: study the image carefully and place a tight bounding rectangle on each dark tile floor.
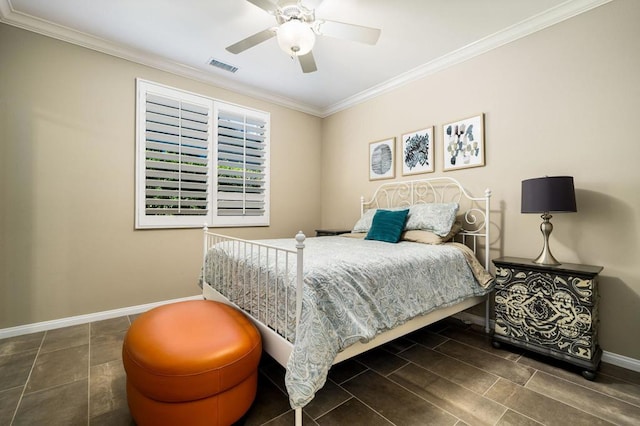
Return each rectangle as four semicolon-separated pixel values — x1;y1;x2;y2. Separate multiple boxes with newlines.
1;315;639;425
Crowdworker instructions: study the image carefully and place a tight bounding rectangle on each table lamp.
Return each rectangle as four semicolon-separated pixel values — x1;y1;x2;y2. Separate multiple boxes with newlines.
521;176;577;265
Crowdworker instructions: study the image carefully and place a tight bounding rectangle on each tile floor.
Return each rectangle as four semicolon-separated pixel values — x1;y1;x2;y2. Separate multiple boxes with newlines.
1;315;639;425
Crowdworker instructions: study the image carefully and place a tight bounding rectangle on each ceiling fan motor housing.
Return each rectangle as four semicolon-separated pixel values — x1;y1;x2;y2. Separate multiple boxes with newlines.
277;4;315;24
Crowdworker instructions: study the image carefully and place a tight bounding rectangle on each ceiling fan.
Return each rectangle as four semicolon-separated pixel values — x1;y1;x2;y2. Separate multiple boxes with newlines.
226;0;382;73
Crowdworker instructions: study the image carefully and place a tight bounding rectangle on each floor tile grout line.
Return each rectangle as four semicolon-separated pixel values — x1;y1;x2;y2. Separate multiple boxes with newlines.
345;393;397;426
402;341;506;391
309;367;377;422
10;330;46;426
399;331;558;418
258;408;293;426
258;364;288;395
598;370;640;388
532;368;640;410
522;368;537;388
348;361;373;383
389;347;503;420
583;373;640;409
394;347;500;397
500;344;640;397
492;406;543;426
510;367;631;425
381;365;467;425
383;360;410;378
482;375;502;398
484;377;552;426
488;399;509;426
431;340;535;387
478;337;640;410
310;394;355;422
437;331;524;362
430;336;451;351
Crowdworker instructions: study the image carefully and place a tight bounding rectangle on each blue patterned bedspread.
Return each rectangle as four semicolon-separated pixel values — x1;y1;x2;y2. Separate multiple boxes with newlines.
203;236;491;408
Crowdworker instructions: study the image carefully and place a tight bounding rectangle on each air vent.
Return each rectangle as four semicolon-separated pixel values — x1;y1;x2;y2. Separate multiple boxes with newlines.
208;58;239;73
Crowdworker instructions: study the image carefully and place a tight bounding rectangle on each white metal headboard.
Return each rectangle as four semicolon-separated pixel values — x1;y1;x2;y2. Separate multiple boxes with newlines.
361;177;492;269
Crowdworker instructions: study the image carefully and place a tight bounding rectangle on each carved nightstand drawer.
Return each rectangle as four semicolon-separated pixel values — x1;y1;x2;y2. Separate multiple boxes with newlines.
492;257;603;380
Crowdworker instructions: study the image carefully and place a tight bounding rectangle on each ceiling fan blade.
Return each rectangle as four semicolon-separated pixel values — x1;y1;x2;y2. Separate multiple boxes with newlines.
226;28;276;54
246;0;279;14
317;20;381;45
298;51;317;73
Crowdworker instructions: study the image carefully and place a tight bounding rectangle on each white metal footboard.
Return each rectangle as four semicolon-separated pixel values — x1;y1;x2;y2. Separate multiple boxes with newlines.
201;227;306;366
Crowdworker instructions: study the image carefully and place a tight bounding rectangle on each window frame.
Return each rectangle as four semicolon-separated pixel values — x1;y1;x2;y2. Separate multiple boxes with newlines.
135;79;270;229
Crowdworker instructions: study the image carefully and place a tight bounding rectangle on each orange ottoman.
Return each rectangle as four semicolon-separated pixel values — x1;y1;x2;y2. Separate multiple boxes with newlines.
122;300;262;426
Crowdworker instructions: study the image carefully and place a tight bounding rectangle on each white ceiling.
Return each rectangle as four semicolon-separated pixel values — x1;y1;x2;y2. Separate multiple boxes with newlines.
0;0;609;117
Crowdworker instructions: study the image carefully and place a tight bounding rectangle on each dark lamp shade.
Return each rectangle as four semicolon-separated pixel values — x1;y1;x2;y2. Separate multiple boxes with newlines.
521;176;577;213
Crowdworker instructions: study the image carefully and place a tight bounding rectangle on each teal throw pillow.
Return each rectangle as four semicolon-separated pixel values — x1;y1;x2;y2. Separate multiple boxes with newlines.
365;209;409;243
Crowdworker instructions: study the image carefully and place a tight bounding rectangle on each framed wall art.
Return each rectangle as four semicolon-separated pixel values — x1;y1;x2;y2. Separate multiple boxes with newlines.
442;114;485;171
369;137;395;180
401;126;434;176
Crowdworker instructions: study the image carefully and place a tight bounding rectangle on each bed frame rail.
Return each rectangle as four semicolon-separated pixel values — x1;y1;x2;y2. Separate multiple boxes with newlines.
202;228;306;358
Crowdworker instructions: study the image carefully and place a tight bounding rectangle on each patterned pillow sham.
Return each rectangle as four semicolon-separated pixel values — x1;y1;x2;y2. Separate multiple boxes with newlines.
352;208;377;233
404;203;459;237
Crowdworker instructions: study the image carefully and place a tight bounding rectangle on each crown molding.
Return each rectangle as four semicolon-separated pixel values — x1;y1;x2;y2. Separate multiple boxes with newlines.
0;2;324;117
321;0;612;117
1;0;611;118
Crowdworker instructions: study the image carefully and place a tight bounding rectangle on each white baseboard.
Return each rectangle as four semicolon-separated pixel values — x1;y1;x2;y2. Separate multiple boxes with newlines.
453;312;640;373
601;351;640;373
0;294;203;340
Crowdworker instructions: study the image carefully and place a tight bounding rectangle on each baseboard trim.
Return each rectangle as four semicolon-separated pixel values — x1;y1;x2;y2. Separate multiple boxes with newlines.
0;294;203;340
453;312;640;373
601;351;640;373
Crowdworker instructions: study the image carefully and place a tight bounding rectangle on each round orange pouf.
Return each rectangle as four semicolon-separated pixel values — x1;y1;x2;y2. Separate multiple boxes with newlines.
122;300;262;426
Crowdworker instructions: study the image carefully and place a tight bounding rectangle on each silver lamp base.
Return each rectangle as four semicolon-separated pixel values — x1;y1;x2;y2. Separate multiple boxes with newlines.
533;213;560;266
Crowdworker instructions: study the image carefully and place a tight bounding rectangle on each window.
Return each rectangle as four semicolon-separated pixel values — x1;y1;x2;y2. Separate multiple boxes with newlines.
135;79;270;229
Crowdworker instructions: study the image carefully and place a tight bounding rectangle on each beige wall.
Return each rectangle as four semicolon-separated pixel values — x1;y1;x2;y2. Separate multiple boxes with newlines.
0;24;322;328
321;0;640;359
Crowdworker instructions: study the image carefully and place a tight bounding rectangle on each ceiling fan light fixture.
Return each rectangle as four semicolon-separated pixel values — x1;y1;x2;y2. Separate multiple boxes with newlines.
277;19;315;56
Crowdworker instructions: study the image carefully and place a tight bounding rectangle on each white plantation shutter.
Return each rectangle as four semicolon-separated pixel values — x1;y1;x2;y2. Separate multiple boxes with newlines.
135;80;269;229
144;95;210;214
214;103;270;227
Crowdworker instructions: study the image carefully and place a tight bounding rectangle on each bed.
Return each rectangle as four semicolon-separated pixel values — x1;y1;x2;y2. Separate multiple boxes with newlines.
201;177;493;425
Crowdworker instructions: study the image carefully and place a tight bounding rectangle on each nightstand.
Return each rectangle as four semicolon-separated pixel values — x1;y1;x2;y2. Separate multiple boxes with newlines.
315;228;352;237
492;256;603;380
